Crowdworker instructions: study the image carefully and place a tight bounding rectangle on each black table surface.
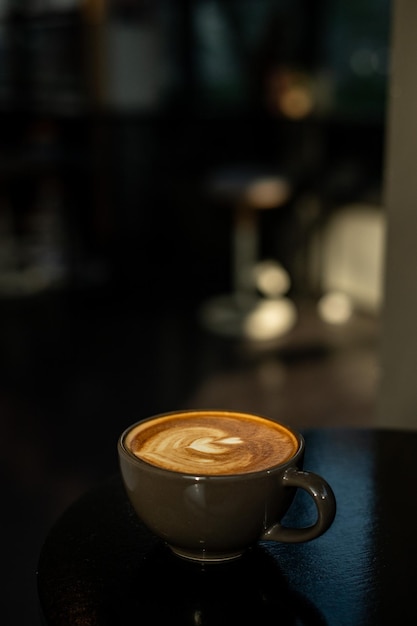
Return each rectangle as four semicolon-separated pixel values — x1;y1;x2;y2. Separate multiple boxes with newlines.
37;428;417;626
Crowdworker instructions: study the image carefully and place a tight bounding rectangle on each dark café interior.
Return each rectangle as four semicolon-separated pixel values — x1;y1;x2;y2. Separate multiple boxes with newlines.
4;1;417;625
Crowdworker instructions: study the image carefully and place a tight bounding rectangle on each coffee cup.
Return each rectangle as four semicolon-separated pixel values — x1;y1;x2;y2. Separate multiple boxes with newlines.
118;409;336;563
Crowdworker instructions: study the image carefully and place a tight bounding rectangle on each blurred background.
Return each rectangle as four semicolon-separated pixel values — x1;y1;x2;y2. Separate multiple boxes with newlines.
0;1;391;624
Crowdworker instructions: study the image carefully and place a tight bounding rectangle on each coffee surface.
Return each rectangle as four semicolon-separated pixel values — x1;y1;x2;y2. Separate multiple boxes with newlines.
125;411;298;475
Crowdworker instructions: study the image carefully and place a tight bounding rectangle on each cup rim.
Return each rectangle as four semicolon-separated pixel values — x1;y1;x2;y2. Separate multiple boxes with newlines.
118;409;304;478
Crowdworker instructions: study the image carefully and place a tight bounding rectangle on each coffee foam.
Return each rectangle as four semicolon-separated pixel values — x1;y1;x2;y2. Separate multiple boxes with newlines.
125;411;298;475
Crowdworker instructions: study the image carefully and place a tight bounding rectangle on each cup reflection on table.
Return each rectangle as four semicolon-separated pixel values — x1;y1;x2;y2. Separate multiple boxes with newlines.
110;542;326;626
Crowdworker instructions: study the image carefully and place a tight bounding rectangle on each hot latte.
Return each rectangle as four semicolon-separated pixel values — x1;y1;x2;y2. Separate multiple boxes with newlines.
124;410;298;475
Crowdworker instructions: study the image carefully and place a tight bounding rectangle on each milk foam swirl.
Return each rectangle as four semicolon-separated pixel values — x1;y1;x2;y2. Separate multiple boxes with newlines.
126;413;298;475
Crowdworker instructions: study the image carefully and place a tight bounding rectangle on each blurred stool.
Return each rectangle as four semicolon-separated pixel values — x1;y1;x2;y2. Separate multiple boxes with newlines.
199;166;297;341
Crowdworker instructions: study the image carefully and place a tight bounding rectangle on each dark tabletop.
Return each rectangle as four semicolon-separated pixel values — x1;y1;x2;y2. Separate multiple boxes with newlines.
36;428;417;626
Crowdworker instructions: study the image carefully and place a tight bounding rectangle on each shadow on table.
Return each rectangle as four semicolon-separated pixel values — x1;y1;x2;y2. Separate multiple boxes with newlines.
37;475;327;626
108;542;327;626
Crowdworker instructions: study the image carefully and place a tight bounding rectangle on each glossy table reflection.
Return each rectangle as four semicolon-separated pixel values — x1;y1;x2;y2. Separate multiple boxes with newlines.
37;429;417;625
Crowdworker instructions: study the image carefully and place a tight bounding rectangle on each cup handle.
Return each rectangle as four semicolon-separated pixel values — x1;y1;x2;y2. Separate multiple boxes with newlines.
260;467;336;543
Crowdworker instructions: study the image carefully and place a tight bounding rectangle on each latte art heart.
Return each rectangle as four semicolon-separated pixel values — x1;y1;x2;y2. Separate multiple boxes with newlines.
137;426;254;473
126;413;298;475
187;435;243;453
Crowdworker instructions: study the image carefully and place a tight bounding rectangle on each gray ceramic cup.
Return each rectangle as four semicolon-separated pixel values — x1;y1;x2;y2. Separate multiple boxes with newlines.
118;409;336;563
